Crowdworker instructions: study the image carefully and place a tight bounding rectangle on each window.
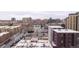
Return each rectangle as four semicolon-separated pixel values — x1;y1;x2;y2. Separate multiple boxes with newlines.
63;34;65;47
72;34;74;46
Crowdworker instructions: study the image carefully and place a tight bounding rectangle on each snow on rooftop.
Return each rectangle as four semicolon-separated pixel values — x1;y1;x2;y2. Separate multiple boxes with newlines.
0;25;20;29
48;26;63;28
53;29;79;33
31;37;38;41
0;32;9;36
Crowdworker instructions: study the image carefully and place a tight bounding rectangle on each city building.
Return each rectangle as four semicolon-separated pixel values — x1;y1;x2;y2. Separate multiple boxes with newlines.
64;12;79;31
66;13;77;30
64;17;68;29
76;12;79;31
52;29;79;48
48;26;64;47
47;18;62;26
0;32;10;46
22;17;34;33
22;17;32;23
32;19;44;37
0;25;22;34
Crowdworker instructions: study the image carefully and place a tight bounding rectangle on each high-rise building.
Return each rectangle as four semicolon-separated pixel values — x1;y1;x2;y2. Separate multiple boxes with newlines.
22;17;32;23
64;17;68;29
52;29;79;48
48;26;64;47
22;17;34;32
64;12;79;31
11;17;16;21
76;12;79;31
66;13;77;30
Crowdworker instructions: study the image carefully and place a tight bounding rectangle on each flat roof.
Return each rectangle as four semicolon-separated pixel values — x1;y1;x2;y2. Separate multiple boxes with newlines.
53;29;79;33
31;37;38;41
48;26;63;29
0;32;9;36
0;25;20;29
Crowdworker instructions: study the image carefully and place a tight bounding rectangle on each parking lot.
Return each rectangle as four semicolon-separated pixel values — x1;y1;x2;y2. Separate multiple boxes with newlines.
11;37;51;48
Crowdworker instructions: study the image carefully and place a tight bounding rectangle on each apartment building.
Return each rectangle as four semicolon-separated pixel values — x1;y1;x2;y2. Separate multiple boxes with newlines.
67;14;77;30
76;12;79;31
48;26;64;47
64;12;79;31
52;29;79;48
0;32;10;46
0;25;23;38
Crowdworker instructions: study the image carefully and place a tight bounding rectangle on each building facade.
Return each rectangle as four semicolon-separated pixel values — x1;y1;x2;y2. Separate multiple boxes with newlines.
76;12;79;31
52;29;79;48
66;14;77;30
48;26;64;47
0;32;10;46
64;12;79;31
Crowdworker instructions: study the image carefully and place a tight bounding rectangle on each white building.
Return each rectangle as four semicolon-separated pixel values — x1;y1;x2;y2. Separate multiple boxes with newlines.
33;25;41;36
33;25;41;32
48;26;64;47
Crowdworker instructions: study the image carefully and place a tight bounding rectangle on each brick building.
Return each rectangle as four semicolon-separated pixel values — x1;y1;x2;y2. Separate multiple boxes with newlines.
52;29;79;48
0;32;10;46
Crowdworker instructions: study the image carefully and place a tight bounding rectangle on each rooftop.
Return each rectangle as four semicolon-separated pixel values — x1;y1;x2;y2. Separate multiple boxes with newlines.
48;26;63;29
0;32;9;36
53;29;79;33
0;25;21;29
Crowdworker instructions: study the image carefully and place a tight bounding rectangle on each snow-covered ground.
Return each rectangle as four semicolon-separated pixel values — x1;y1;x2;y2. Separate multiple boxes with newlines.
11;37;51;48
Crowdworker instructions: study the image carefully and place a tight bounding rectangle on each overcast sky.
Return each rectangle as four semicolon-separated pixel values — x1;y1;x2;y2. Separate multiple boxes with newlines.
0;11;77;20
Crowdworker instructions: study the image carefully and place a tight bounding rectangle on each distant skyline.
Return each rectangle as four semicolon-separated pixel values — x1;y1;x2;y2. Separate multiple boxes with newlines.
0;11;77;20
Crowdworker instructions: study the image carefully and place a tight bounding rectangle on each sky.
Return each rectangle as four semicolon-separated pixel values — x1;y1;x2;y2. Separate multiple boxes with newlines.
0;11;77;20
